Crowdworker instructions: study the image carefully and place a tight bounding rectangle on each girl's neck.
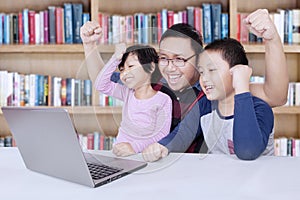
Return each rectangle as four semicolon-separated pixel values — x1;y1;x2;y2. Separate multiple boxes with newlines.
134;84;157;99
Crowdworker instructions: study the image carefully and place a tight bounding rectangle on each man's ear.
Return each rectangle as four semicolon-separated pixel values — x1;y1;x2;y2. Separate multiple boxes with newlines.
150;62;156;73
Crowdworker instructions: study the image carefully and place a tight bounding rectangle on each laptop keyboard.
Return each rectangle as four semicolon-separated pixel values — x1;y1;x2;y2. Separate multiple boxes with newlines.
87;163;123;180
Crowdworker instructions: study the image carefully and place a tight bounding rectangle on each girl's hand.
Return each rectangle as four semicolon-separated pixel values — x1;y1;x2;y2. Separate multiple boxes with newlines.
80;21;102;45
113;43;127;60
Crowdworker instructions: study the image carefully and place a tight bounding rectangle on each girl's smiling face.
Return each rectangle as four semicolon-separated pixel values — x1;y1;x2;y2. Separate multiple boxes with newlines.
119;53;152;90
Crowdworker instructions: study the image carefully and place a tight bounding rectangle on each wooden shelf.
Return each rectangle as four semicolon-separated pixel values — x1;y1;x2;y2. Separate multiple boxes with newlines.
0;106;122;115
243;44;300;53
3;43;299;54
0;106;122;136
272;106;300;114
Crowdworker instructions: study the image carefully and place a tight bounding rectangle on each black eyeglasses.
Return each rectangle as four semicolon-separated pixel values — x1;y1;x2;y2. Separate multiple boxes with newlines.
158;54;196;68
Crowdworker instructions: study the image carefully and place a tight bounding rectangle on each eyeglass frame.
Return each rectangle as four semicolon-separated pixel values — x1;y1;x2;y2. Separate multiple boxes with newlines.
158;54;196;68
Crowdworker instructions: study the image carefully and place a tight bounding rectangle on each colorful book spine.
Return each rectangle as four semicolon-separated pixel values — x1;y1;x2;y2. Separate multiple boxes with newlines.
0;13;3;44
202;3;212;44
28;10;35;44
55;7;63;44
4;14;10;44
72;3;83;43
43;10;49;44
64;3;73;44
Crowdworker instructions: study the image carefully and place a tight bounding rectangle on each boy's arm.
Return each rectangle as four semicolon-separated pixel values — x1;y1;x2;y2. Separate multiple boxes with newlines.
233;92;274;160
80;21;105;85
245;9;288;107
231;65;274;160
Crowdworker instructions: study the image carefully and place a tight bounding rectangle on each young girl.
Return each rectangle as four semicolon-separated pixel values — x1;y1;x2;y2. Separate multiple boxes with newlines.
95;43;172;157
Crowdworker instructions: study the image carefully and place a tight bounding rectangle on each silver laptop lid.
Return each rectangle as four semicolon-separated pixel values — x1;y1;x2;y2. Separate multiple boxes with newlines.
2;107;95;187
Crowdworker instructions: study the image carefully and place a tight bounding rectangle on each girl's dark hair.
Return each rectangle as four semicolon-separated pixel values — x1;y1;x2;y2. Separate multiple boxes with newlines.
204;38;248;68
118;44;162;83
160;23;203;54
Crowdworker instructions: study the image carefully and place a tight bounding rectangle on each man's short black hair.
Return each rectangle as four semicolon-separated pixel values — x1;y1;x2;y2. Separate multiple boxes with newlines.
160;23;204;55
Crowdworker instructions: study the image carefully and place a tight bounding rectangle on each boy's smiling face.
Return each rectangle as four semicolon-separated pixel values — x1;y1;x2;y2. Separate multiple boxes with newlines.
198;51;234;101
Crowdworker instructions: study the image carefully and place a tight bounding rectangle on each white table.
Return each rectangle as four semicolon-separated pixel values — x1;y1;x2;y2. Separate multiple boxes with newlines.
1;147;299;200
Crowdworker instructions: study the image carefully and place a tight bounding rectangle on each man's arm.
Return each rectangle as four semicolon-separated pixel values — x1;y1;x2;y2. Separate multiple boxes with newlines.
80;21;105;85
245;9;288;107
142;96;210;162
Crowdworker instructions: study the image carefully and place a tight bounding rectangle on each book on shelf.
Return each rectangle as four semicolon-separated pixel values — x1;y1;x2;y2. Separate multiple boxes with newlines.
72;3;83;44
292;9;300;44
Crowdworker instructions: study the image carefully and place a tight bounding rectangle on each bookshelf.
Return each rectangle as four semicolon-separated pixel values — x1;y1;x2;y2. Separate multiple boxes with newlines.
0;0;122;136
0;0;300;142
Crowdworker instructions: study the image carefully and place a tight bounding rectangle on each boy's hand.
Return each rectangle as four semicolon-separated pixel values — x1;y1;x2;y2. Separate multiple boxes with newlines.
80;21;102;45
112;142;135;157
244;9;276;40
113;43;127;60
230;65;252;95
142;143;168;162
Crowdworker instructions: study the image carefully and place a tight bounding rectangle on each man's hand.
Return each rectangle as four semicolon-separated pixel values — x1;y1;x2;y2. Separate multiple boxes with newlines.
244;9;276;41
230;64;252;95
142;143;168;162
112;142;135;157
80;21;102;45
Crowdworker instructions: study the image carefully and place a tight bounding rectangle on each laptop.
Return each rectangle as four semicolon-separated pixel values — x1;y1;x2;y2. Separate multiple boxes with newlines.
2;106;147;188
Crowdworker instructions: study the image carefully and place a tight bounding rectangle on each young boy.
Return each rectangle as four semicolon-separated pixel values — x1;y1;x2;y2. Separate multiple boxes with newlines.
198;38;274;160
95;43;172;157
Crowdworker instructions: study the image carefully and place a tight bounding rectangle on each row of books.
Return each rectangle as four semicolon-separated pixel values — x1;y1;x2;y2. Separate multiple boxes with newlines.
0;70;92;107
274;137;300;157
0;3;89;45
98;3;228;45
237;9;300;44
3;133;300;157
0;132;116;151
98;93;123;107
78;133;116;151
285;82;300;106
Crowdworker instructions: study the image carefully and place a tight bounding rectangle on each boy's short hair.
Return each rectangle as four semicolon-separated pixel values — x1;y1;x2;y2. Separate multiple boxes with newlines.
118;44;161;83
204;38;248;68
